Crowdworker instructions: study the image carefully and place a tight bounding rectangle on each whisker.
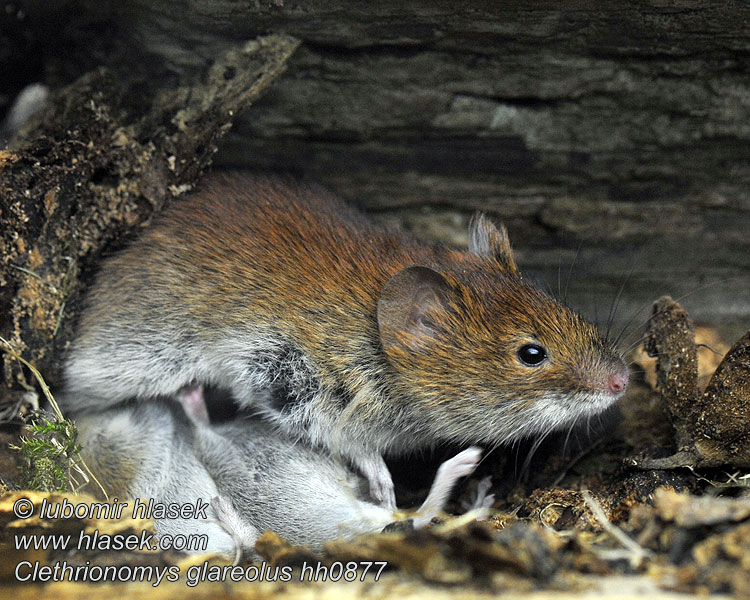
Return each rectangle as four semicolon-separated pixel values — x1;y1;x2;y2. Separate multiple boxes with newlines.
614;275;746;349
564;242;583;305
621;334;649;356
613;301;654;348
573;426;583;449
520;432;549;478
562;422;575;457
605;257;637;344
512;437;522;478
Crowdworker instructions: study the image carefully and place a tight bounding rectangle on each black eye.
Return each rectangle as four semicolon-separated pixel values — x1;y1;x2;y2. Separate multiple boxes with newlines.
517;343;547;366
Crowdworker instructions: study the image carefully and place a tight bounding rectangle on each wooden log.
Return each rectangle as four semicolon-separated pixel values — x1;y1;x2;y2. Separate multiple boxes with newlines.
0;33;299;397
2;2;748;402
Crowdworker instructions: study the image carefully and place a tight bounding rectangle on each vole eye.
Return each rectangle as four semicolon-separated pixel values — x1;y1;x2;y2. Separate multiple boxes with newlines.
517;343;547;367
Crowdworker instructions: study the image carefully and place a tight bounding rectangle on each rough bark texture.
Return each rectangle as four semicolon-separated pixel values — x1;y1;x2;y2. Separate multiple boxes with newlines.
40;0;747;327
0;32;299;397
1;1;749;389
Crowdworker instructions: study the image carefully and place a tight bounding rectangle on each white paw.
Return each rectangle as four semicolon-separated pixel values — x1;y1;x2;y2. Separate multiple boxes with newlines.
210;496;260;560
474;476;495;509
462;476;494;520
211;495;236;523
439;446;482;479
354;452;397;510
370;475;397;511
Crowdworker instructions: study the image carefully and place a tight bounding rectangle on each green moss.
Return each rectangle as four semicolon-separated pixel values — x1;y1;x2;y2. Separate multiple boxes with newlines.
10;411;80;492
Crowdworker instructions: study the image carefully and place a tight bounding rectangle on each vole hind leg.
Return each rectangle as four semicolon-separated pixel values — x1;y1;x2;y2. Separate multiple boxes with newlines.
175;386;262;557
412;446;483;528
210;495;261;561
461;475;495;521
349;451;396;510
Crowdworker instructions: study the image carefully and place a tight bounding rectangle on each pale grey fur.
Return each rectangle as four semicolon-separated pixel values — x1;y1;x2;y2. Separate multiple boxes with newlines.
64;328;318;414
1;83;49;144
75;399;485;556
199;420;484;549
76;402;250;556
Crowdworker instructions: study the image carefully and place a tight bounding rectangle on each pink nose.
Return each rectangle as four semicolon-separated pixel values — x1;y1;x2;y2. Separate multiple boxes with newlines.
608;371;628;394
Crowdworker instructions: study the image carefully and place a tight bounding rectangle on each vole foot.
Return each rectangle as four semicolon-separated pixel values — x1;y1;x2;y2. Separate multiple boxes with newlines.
438;446;483;480
413;446;482;528
369;471;397;511
464;476;495;520
352;452;396;510
211;495;261;561
473;476;495;508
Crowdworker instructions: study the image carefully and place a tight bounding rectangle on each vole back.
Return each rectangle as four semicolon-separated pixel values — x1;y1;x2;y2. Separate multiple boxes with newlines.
66;175;423;409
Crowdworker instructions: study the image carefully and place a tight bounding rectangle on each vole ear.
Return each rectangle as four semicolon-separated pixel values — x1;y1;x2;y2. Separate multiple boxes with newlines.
468;212;520;276
377;266;452;353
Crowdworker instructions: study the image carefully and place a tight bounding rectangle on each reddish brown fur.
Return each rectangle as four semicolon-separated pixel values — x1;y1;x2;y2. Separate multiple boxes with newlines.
70;171;626;454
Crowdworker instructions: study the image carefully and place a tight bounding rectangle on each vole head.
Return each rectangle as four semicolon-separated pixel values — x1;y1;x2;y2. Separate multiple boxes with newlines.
376;214;628;446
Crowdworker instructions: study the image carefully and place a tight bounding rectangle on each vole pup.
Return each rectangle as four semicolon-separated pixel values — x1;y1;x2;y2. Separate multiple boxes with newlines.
76;400;243;556
180;386;491;553
63;172;628;509
77;391;490;555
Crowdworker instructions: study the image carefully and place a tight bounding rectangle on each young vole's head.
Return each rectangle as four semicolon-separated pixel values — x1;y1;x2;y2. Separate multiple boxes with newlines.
376;214;628;446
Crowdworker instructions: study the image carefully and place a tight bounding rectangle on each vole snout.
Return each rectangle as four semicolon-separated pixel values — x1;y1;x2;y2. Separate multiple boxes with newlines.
607;364;629;395
571;356;629;399
593;356;629;397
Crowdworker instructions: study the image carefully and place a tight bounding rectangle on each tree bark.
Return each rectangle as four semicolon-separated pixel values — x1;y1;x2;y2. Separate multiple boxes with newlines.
0;32;298;398
2;1;749;399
